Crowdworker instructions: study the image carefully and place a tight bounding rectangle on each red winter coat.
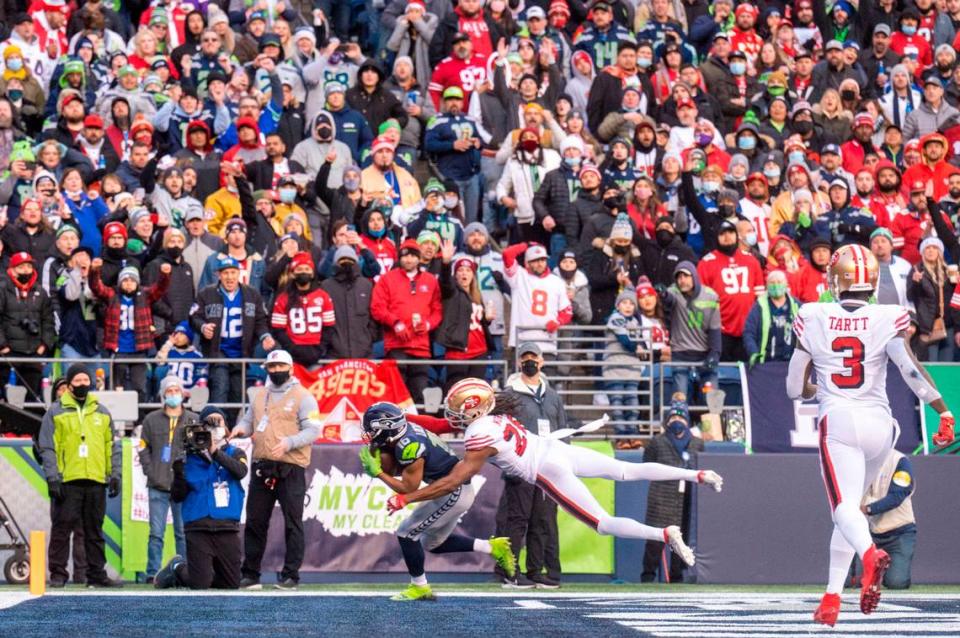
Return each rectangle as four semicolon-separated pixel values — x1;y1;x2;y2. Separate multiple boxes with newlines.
370;267;442;357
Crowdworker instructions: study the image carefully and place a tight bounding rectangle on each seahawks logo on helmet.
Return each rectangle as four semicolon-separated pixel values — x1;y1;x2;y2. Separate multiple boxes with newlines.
362;402;408;447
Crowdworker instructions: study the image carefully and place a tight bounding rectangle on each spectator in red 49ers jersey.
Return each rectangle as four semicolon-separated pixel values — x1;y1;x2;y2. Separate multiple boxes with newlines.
697;220;765;362
430;0;503;66
358;203;397;279
729;3;762;64
270;252;336;366
428;31;489;111
370;239;443;405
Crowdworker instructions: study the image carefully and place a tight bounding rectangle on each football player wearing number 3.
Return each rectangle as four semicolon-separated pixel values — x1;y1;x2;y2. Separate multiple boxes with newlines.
387;378;725;568
786;244;955;627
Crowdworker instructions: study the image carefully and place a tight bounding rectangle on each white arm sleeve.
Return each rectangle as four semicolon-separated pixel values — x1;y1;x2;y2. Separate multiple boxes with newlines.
786;347;813;401
886;337;942;404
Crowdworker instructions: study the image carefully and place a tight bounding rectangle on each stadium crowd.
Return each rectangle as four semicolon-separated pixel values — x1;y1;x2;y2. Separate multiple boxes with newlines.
1;0;960;440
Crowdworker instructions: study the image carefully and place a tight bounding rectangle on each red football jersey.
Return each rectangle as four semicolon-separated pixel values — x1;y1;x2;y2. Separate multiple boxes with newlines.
697;249;765;337
446;302;488;360
428;54;489;110
271;287;336;346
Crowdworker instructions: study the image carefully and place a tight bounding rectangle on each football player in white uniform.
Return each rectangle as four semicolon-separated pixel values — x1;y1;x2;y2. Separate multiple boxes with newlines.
389;379;725;569
786;244;955;627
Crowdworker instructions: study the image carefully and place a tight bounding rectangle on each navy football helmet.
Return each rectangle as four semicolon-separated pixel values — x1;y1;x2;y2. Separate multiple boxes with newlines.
362;402;408;447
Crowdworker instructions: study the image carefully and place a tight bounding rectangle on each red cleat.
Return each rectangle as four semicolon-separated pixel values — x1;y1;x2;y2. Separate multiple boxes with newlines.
860;545;891;614
813;592;841;626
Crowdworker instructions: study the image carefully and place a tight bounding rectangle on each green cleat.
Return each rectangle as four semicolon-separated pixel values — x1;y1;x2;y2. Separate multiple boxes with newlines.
390;583;437;601
490;536;516;578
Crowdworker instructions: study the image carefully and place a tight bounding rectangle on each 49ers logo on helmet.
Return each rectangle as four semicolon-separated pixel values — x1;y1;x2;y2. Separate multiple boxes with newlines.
462;395;481;410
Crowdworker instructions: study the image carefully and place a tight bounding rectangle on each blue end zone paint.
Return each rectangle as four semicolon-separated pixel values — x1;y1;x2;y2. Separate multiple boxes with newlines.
3;593;957;637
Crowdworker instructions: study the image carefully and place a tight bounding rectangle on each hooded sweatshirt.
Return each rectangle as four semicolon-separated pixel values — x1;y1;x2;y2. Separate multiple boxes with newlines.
663;260;721;356
567;50;595;114
290;110;353;186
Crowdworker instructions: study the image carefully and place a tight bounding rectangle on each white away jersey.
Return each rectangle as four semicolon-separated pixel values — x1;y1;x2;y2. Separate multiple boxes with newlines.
794;302;911;416
505;267;571;351
464;414;547;483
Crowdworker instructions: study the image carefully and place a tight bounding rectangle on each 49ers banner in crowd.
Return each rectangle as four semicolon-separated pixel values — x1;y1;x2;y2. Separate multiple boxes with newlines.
293;359;415;443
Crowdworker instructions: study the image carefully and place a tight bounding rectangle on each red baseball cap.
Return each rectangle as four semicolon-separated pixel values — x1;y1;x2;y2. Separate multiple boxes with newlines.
9;251;33;268
676;98;697;110
910;180;926;193
83;114;104;129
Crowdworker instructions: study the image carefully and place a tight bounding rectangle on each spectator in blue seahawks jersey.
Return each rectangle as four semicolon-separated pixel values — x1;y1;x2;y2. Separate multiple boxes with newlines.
156;322;207;391
573;1;634;71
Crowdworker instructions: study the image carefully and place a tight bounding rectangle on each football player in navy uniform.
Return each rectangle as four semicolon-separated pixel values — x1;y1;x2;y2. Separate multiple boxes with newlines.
358;402;516;601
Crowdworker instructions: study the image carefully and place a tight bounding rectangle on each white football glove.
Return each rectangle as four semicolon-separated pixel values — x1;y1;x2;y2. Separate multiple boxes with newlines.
698;470;723;493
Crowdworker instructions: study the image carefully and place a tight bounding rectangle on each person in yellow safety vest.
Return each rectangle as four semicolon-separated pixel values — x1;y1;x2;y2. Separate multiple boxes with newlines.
861;449;917;589
743;270;800;366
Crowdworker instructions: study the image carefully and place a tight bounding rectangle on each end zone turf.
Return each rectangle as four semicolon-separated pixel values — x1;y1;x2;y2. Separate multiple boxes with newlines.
0;589;958;637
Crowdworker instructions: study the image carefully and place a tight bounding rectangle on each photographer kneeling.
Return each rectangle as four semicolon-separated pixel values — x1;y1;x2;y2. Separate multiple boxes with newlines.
154;406;247;590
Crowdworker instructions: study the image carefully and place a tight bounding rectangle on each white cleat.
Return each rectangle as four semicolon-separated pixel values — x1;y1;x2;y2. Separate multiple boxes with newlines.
698;470;724;493
664;526;695;567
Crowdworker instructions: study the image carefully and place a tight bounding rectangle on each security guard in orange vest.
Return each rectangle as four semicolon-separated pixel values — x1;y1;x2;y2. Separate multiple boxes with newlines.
230;350;320;591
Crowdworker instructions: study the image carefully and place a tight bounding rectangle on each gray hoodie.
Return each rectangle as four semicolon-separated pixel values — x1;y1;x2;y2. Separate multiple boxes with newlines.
663;260;721;356
290;110;354;187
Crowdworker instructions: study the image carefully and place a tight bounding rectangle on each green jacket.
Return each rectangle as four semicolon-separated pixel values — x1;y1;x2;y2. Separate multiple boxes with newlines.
39;392;119;484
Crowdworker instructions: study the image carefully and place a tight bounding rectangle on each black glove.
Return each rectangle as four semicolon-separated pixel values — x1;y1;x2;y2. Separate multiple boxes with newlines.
47;479;63;502
704;352;719;372
172;458;185;476
108;476;120;498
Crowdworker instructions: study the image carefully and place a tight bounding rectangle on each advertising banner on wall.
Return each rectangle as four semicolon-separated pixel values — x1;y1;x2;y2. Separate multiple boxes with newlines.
293;359;414;442
744;361;921;454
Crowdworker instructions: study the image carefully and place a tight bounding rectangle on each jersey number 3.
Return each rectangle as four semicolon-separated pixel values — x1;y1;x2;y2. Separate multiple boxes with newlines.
503;421;528;456
831;336;865;389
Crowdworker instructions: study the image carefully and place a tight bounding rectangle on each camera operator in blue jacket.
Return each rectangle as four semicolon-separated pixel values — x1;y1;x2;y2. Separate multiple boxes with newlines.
154;406;247;590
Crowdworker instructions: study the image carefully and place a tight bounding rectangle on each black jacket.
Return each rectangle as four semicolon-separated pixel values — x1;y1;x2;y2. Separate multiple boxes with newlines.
0;275;55;354
143;254;196;340
237;176;279;262
138;408;197;491
0;222;54;268
582;243;646;325
643;433;703;528
346;61;409;136
436;264;488;353
532;165;578;237
639;235;697;288
566;189;605;250
189;283;270;357
316;160;364;237
319;262;377;358
588;68;656;134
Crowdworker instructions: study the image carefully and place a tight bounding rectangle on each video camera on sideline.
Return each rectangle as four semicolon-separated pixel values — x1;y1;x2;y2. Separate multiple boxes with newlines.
183;417;214;454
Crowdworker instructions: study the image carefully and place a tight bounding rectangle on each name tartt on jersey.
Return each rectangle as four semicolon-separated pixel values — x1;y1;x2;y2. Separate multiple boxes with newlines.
828;316;870;331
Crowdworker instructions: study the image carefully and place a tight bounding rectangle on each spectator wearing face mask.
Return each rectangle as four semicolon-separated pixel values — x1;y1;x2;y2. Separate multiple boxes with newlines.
291;111;353;184
270;252;335;366
497;129;562;247
406;178;466;251
0;251;55;399
583;214;644;323
640;216;697;289
316;219;383;281
320;247;379;359
316;151;364;232
143;227;196;344
138;375;195;583
697;220;765;362
641;399;703;583
358;202;398;277
744;270;800;367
